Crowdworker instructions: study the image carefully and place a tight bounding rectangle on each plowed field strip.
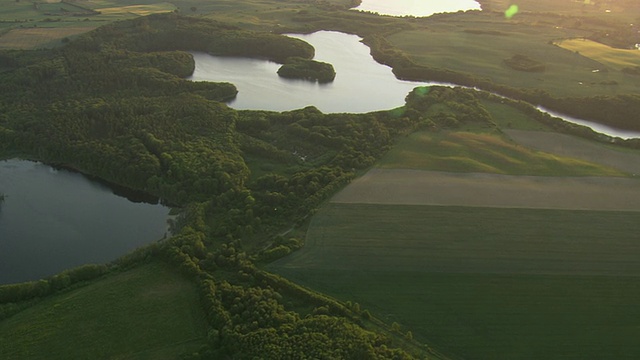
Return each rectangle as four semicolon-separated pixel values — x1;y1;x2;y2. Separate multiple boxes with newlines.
505;129;640;174
331;169;640;211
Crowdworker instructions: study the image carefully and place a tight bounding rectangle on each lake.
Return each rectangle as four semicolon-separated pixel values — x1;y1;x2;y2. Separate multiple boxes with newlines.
0;159;170;285
189;31;640;139
352;0;481;17
188;31;446;113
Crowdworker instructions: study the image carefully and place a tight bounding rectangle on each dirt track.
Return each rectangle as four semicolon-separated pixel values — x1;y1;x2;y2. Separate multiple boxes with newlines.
332;169;640;211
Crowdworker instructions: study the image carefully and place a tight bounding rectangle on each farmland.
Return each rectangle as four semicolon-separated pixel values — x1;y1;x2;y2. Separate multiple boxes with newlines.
554;38;640;70
0;261;208;359
271;201;640;359
0;0;176;48
386;20;640;98
375;131;625;176
270;95;640;359
0;27;94;50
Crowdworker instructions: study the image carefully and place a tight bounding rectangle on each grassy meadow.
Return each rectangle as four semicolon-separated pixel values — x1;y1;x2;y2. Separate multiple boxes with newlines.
0;261;208;359
271;203;640;359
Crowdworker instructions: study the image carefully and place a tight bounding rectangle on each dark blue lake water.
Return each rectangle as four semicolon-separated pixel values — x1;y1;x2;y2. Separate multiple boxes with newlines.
0;159;169;284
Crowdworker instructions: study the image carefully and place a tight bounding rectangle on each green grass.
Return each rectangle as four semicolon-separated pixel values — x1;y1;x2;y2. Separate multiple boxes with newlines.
271;203;640;359
0;261;208;359
377;130;624;176
279;269;640;360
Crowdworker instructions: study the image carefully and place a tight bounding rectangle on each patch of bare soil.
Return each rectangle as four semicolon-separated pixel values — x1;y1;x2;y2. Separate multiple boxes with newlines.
505;129;640;175
0;27;95;50
332;169;640;211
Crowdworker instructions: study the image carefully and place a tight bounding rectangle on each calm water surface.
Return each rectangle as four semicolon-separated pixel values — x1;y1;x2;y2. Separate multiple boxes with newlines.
0;159;169;284
352;0;481;17
189;31;639;139
189;31;445;113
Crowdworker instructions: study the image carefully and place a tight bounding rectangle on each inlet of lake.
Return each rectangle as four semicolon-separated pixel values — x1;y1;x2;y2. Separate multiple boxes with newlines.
0;159;170;285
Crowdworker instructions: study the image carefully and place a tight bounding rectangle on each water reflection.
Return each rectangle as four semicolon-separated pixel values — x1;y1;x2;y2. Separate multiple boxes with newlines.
188;31;638;139
352;0;481;17
189;31;444;113
0;159;169;284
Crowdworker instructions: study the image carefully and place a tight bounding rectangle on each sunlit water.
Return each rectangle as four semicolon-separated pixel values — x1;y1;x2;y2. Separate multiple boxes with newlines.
0;159;169;284
352;0;482;17
189;31;445;113
189;31;639;139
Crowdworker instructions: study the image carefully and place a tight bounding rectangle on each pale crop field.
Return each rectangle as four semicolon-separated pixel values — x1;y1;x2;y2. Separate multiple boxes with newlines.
95;3;176;17
0;27;95;49
554;38;640;70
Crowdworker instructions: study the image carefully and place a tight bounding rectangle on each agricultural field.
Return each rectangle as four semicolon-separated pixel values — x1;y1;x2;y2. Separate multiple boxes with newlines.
0;261;208;359
90;2;176;18
271;202;640;359
554;38;640;70
269;94;640;359
386;17;640;98
0;27;94;50
0;0;176;48
504;129;640;174
375;131;625;176
331;169;640;211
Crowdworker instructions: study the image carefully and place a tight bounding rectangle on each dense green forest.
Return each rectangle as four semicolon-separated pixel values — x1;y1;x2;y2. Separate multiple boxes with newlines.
1;3;639;358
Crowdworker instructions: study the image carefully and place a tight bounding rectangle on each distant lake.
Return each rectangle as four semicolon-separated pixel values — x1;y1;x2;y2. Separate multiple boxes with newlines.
0;159;170;285
352;0;481;17
189;31;443;113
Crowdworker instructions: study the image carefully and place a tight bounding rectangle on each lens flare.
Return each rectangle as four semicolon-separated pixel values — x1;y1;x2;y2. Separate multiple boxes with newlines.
505;4;519;19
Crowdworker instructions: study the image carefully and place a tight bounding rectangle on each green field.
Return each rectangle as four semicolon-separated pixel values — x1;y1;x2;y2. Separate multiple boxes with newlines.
0;261;208;359
271;203;640;359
